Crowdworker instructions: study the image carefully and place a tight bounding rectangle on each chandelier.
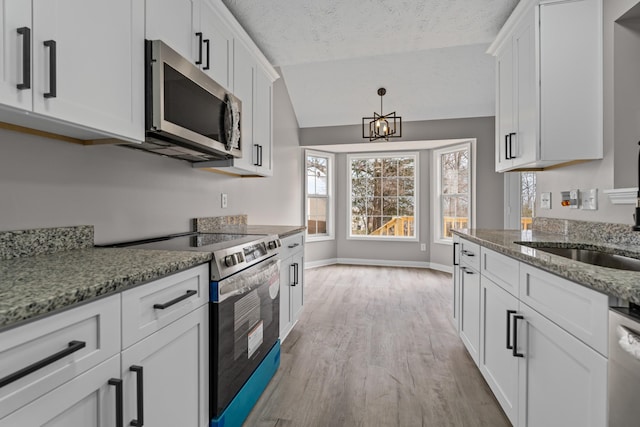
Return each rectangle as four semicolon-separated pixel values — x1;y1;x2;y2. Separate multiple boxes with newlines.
362;88;402;141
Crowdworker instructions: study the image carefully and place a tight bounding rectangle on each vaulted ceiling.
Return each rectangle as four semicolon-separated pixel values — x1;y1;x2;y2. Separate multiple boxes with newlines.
222;0;519;130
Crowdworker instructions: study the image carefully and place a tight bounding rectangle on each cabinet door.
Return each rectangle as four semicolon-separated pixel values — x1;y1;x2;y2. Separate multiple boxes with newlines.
279;255;292;340
516;303;607;427
479;278;519;425
200;0;232;90
145;0;200;64
511;9;537;168
495;42;514;172
291;251;304;322
232;40;256;173
0;0;32;110
121;305;208;427
452;235;461;332
459;265;480;365
0;355;120;427
254;67;273;176
32;0;144;141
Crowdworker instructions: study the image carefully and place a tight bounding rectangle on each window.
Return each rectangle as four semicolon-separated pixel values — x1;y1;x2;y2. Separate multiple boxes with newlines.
305;150;334;241
521;172;536;230
435;143;472;242
347;152;418;240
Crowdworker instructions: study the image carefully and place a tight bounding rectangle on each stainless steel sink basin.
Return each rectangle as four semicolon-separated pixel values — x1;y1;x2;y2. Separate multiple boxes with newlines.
516;243;640;271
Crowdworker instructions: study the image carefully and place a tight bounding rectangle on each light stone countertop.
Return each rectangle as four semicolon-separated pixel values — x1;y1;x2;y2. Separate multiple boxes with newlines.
453;228;640;304
0;248;211;330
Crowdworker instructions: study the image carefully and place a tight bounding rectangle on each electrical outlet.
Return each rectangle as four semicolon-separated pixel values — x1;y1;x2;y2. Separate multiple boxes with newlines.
540;192;551;209
221;193;228;209
569;189;579;209
420;243;426;251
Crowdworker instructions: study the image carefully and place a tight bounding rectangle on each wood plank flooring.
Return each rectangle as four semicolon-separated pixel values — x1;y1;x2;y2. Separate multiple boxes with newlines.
244;265;511;427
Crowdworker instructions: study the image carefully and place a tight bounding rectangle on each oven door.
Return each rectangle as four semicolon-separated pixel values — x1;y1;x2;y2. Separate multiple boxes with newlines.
210;257;280;417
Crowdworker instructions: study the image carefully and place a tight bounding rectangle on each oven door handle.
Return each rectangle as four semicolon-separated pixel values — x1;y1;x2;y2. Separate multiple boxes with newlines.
217;258;280;302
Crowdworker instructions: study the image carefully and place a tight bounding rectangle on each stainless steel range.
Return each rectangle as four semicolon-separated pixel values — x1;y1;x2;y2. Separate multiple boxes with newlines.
105;231;282;427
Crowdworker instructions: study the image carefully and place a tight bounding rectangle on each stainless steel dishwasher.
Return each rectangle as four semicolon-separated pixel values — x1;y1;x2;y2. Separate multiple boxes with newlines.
609;303;640;426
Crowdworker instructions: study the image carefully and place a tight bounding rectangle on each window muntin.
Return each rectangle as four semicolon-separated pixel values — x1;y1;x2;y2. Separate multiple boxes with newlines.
436;144;471;242
306;151;334;240
348;153;418;240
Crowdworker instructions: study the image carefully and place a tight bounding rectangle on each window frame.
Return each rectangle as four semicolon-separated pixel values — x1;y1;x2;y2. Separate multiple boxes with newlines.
304;149;335;242
346;151;419;242
433;142;474;245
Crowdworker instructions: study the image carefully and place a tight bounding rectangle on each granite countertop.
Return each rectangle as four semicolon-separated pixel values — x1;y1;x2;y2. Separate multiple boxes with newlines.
0;248;211;330
245;225;305;238
453;228;640;304
192;215;305;238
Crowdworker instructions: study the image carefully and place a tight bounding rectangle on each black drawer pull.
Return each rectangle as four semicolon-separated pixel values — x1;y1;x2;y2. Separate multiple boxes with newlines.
453;242;459;266
16;27;31;90
288;243;300;249
153;290;197;310
461;250;475;257
513;315;524;358
108;378;123;427
130;365;144;426
43;40;56;98
0;340;86;388
506;310;516;350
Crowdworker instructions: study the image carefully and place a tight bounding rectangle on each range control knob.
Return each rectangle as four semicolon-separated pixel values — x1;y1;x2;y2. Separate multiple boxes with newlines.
224;253;239;267
268;239;281;250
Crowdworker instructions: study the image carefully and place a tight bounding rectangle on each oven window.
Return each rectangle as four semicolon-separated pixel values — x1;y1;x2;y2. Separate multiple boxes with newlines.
163;64;223;140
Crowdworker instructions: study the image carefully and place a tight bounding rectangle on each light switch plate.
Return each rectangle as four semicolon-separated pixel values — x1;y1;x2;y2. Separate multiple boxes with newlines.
540;192;551;209
569;189;579;209
221;193;228;209
581;189;598;210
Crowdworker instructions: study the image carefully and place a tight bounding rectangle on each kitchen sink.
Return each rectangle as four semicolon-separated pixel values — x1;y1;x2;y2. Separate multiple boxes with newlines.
516;243;640;271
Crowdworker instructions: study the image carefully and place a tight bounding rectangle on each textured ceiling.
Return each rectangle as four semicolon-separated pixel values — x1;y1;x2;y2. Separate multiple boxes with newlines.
222;0;519;129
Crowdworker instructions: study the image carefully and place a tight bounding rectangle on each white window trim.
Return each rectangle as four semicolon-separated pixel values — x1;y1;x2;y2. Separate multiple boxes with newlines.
346;151;419;242
305;149;335;242
432;141;475;245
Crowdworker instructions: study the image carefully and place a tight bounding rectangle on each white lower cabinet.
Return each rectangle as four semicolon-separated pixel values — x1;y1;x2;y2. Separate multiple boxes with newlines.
480;277;519;425
516;303;607;427
279;232;305;340
456;240;608;427
122;305;208;427
452;235;461;332
0;354;121;427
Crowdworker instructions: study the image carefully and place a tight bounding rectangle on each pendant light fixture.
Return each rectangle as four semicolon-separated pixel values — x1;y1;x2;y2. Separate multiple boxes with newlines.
362;87;402;141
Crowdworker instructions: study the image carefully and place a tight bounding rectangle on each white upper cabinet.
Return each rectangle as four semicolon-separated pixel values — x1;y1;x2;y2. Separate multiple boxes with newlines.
488;0;603;172
0;0;144;143
200;0;233;90
232;39;256;172
254;66;273;176
145;0;200;64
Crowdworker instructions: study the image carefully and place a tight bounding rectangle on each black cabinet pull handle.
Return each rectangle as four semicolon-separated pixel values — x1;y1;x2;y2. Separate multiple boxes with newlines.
16;27;31;90
509;133;517;159
506;310;516;350
130;365;144;426
0;340;86;388
453;242;459;266
203;39;210;70
108;378;123;427
288;243;300;249
195;32;203;65
43;40;56;98
294;263;299;285
464;269;474;275
253;144;260;166
513;315;524;358
153;290;197;310
461;250;474;257
259;145;263;167
290;263;296;286
505;134;510;160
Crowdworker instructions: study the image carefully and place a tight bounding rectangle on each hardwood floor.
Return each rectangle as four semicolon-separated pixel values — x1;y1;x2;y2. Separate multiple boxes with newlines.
244;265;511;427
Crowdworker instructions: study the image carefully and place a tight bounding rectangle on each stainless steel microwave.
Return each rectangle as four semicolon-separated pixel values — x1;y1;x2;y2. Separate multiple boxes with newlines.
129;40;242;162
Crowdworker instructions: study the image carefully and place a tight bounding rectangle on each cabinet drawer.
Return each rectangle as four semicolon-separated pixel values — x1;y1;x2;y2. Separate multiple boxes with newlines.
279;232;304;260
460;238;480;271
121;264;209;349
481;247;519;297
0;294;120;418
519;263;608;356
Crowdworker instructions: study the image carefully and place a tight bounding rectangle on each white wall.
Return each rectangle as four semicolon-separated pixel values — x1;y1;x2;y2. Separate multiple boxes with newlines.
535;0;640;225
0;76;303;244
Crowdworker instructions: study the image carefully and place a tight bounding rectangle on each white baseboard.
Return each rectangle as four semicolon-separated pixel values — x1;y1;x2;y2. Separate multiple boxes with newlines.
304;258;453;273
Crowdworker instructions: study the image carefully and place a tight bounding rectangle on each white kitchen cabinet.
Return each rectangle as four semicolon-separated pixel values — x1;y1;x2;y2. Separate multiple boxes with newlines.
0;355;121;427
200;0;233;90
232;39;256;172
0;0;32;111
488;0;602;172
279;232;305;341
479;277;519;425
145;0;200;66
459;259;481;366
0;0;144;142
452;235;461;332
122;305;208;427
516;303;607;427
253;66;273;176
